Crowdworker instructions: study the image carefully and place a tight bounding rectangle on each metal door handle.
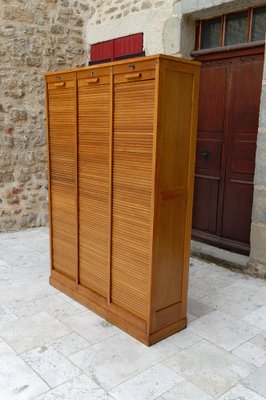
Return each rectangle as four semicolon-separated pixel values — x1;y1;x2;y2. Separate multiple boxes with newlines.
200;150;211;159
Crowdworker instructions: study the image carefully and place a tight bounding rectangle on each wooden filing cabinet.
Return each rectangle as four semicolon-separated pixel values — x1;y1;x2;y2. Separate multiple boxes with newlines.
45;54;200;345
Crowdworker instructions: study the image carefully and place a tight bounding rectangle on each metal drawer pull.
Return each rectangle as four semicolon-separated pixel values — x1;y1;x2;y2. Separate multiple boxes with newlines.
54;82;65;87
200;150;211;159
126;72;141;80
86;78;99;84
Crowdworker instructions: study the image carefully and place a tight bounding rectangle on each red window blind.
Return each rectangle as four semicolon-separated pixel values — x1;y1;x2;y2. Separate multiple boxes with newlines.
90;33;144;65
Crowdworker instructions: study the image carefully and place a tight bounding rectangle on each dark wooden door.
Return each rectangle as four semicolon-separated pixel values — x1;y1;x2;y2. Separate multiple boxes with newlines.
193;46;264;254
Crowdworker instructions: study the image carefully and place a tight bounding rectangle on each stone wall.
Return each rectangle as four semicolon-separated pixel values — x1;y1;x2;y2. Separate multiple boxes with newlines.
0;0;92;231
90;0;166;26
250;38;266;278
85;0;183;57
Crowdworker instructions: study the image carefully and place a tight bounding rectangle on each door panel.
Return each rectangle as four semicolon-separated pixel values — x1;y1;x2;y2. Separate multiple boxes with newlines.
197;67;227;132
222;182;254;242
193;176;219;233
221;54;264;243
229;59;264;134
193;65;226;236
230;141;257;175
193;49;264;253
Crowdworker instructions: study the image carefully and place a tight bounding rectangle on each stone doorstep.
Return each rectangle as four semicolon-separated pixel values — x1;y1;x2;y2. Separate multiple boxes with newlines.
191;239;266;280
191;239;250;273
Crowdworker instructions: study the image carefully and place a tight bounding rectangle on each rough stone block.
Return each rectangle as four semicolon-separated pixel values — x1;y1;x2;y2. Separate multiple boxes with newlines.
61;0;69;6
5;89;25;99
19;152;35;166
105;7;118;14
163;17;180;54
3;173;15;183
18;172;31;183
6;189;21;205
1;218;17;230
254;134;266;186
66;45;84;54
0;25;16;36
3;6;34;23
141;1;152;10
2;135;14;148
259;84;266;129
26;57;42;67
51;25;65;34
21;213;38;228
0;153;11;167
34;131;47;146
181;0;233;15
173;1;181;15
13;208;22;215
250;222;266;272
252;187;266;223
73;17;84;27
11;109;27;122
14;136;28;149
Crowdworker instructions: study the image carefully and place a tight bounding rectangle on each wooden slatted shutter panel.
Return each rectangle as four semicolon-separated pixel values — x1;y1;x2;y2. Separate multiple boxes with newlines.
114;33;143;60
90;40;113;64
111;71;155;320
47;74;77;280
77;69;111;298
90;33;144;64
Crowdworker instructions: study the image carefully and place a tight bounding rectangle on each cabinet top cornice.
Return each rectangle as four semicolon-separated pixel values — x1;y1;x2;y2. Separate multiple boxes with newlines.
44;53;200;77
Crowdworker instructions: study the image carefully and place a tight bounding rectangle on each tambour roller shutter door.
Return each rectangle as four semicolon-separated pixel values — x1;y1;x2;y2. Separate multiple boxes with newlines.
111;78;155;319
47;78;77;280
78;76;110;297
46;55;200;345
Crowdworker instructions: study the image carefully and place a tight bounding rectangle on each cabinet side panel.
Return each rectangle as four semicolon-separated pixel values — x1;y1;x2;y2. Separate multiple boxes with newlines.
151;60;200;332
111;79;155;320
78;81;110;298
48;80;77;280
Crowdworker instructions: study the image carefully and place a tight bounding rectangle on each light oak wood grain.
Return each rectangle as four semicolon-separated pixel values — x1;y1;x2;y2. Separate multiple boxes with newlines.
45;55;200;345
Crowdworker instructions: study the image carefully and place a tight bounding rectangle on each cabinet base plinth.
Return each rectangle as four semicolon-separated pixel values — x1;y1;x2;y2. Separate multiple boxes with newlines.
50;274;187;346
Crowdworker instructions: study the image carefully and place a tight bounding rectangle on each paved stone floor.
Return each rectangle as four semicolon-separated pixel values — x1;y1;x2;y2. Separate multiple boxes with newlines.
0;228;266;399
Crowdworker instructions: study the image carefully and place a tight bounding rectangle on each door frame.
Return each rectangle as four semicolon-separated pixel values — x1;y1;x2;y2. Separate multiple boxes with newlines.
192;42;265;255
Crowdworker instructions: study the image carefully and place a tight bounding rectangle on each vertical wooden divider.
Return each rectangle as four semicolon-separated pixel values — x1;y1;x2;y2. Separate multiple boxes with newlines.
74;75;80;286
108;67;114;305
45;81;54;276
181;69;200;316
147;59;160;334
247;9;252;43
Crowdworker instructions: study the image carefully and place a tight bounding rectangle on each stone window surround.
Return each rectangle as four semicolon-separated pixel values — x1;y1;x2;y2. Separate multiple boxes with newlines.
194;3;266;51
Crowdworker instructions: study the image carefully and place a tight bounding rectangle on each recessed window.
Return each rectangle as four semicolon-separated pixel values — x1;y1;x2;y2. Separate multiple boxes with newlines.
225;11;248;46
251;6;266;42
201;18;222;49
195;4;266;51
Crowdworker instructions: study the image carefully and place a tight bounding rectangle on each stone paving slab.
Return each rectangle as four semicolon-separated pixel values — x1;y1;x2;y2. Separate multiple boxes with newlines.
0;227;265;399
